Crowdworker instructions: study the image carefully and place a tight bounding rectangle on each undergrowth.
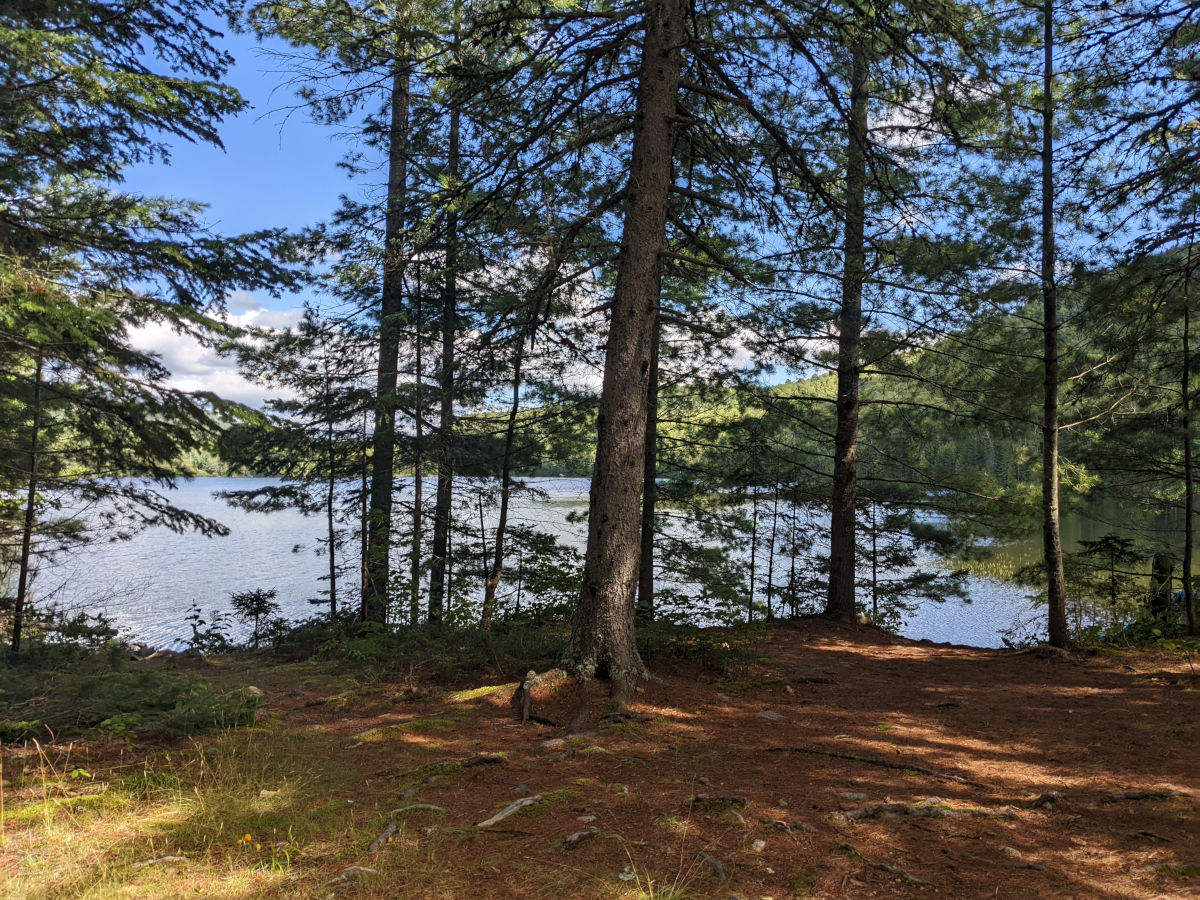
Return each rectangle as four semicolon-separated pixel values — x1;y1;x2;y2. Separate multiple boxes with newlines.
0;643;259;741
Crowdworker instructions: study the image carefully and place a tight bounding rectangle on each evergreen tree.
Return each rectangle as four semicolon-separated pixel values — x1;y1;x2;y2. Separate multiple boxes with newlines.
0;2;294;652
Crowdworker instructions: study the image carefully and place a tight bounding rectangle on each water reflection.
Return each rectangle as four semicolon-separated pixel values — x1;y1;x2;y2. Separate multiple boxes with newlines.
28;477;1045;649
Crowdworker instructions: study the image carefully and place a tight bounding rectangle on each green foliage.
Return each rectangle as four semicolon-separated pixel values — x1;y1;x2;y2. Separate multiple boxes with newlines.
636;621;760;673
230;588;283;649
0;643;259;739
273;616;563;681
185;602;235;654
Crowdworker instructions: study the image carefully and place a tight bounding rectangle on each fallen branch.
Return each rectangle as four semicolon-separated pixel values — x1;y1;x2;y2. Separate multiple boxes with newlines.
477;795;543;827
766;745;993;790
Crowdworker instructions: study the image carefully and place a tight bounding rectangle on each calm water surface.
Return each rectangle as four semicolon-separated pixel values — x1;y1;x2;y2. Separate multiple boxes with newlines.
30;477;1043;649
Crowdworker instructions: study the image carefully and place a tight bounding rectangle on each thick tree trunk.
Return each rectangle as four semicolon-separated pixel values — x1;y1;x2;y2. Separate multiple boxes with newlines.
11;354;43;654
429;101;460;623
564;0;685;707
482;344;524;626
636;313;660;624
825;38;868;623
363;60;411;623
1041;0;1069;648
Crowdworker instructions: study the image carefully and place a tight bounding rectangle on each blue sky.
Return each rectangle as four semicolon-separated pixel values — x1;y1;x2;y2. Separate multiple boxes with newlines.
124;27;348;258
122;25;356;406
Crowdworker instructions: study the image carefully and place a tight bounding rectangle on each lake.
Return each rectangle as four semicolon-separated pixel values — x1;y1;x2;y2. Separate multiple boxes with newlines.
25;477;1048;649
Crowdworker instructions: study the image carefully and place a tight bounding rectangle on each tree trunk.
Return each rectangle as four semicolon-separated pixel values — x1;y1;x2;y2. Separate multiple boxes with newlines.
410;261;424;626
563;0;685;707
1041;0;1069;647
826;36;868;623
360;412;369;599
363;58;411;623
1183;270;1196;633
766;483;779;621
327;406;338;619
788;491;799;618
1150;552;1173;616
429;97;461;623
482;343;525;626
636;313;660;624
749;487;759;622
871;500;879;620
11;353;43;654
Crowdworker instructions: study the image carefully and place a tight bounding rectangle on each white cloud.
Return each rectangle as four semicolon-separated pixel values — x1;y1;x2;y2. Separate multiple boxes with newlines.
128;294;305;409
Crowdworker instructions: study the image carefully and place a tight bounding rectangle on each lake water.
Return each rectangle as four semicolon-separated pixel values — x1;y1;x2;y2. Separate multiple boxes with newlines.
25;477;1046;649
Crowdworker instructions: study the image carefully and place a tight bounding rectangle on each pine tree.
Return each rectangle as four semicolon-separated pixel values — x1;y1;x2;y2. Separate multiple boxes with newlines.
0;2;294;652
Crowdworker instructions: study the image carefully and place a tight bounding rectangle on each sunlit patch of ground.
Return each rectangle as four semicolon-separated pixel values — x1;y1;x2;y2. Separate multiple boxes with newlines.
3;620;1197;898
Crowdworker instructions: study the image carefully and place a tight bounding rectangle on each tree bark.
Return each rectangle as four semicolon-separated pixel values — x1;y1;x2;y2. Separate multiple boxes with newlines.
410;262;424;626
636;313;660;624
766;483;779;620
1041;0;1069;647
1182;268;1196;633
326;390;338;618
1150;552;1173;616
563;0;685;707
749;486;759;622
429;98;460;623
11;353;43;654
363;58;411;623
482;342;525;626
825;36;868;623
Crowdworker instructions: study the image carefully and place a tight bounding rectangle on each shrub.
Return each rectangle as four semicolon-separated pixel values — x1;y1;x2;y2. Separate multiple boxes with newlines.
0;644;260;739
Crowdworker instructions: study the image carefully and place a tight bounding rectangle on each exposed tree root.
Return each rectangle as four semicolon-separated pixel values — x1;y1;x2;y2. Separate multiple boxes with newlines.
368;821;397;854
511;668;570;725
477;795;543;827
766;744;994;790
833;800;1018;822
837;842;928;886
694;850;727;880
1098;789;1188;803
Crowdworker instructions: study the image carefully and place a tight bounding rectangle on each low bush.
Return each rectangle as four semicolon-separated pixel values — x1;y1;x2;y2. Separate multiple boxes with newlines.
272;615;564;681
0;643;260;740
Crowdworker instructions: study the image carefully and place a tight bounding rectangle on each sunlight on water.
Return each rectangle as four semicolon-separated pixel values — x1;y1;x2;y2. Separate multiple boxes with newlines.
27;477;1044;649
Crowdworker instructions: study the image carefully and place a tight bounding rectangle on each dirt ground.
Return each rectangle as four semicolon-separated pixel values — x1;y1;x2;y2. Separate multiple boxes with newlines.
5;619;1199;898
